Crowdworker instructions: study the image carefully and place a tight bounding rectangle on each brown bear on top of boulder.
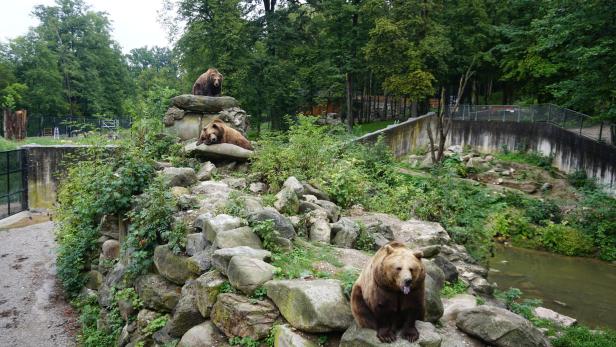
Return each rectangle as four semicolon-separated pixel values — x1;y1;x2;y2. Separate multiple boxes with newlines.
196;118;253;150
192;68;223;96
350;241;426;343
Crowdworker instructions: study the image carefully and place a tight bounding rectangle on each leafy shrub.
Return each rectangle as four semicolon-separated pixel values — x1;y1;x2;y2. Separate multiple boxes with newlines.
115;288;143;311
567;170;596;190
251;220;281;253
229;336;261;347
355;223;375;252
142;315;170;337
336;268;360;298
124;178;176;279
271;242;341;279
73;293;123;347
496;287;541;320
164;221;188;255
540;223;594;256
440;280;469;298
219;191;247;218
496;150;553;169
552;326;616;347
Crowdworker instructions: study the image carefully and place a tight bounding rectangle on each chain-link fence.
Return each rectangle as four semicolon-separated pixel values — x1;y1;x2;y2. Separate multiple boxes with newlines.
450;104;614;145
0;115;133;138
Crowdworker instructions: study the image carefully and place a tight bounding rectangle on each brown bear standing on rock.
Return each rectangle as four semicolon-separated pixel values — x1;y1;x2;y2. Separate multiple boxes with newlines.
192;68;223;96
351;241;426;343
196;118;253;150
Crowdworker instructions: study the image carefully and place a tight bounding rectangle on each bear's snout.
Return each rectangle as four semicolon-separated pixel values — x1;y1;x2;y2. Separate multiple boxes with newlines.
404;278;413;286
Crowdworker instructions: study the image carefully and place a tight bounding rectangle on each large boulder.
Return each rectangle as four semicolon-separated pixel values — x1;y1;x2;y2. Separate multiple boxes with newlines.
102;239;120;259
218;107;250;133
533;307;577;327
177;321;230;347
160;167;197;188
186;233;206;256
211;293;279;340
154;245;197;285
172;94;240;113
340;321;442;347
272;324;318;347
248;208;296;239
185;142;253;161
166;280;205;337
213;226;263;249
283;177;304;194
331;218;360;248
455;306;550;347
212;247;272;275
274;186;300;215
194;271;227;317
302;183;331;201
310;217;331;244
441;294;477;323
425;276;444;323
264;279;353;332
98;263;130;307
186;248;213;274
196;162;217;181
227;256;275;295
314;200;340;222
203;214;242;242
135;274;182;312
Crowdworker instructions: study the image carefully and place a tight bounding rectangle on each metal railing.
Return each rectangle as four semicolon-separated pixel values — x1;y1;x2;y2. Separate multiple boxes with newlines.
449;104;614;145
0;149;28;219
0;115;133;138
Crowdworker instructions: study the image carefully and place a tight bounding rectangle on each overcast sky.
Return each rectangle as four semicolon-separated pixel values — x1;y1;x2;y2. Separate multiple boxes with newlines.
0;0;172;53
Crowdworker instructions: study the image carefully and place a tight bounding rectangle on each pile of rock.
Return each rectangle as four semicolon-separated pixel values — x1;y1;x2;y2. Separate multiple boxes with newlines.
163;94;250;141
83;149;559;346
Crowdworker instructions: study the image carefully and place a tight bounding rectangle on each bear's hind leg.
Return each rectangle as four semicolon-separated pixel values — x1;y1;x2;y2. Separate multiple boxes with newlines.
401;311;420;342
350;285;378;330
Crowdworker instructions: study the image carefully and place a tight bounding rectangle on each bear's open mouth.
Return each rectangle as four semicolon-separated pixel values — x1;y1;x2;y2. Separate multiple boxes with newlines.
402;285;411;295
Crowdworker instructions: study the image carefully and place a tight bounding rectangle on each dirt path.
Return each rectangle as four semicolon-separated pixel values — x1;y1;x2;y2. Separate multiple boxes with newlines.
0;221;78;347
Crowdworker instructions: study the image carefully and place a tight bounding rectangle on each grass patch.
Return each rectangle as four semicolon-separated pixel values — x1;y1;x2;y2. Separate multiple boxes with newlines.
440;280;469;298
271;240;342;279
352;120;397;136
552;326;616;347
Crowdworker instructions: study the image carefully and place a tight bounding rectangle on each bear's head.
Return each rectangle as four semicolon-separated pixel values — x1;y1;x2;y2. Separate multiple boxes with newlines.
197;118;225;146
379;242;425;295
208;68;223;88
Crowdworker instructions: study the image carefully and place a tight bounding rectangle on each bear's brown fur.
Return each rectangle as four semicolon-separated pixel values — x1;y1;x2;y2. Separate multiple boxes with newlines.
350;241;426;343
192;68;223;96
196;118;253;150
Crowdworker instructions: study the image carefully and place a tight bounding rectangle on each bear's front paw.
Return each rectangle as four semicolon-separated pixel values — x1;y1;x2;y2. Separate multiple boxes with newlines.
402;326;419;342
377;328;397;343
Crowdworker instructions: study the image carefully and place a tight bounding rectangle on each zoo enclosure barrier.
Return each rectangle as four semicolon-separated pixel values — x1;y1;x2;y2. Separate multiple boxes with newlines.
0;149;28;219
449;104;615;146
1;114;133;138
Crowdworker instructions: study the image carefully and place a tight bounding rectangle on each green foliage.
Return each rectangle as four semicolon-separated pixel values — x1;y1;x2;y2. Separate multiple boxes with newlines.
124;178;177;279
73;294;123;347
495;151;554;170
115;288;143;310
261;194;277;207
220;191;247;218
336;268;360;299
142;315;170;337
496;287;542;321
220;281;237;294
540;223;595;257
271;241;341;279
567;170;596;190
317;335;329;346
552;326;616;347
251;220;281;254
355;224;376;252
164;221;188;255
229;336;261;347
250;286;268;300
440;280;469;298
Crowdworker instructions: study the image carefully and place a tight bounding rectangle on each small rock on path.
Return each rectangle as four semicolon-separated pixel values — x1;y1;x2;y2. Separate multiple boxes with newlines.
0;221;78;347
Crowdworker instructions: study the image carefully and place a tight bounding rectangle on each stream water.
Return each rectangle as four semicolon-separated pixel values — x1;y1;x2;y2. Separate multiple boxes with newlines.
488;245;616;329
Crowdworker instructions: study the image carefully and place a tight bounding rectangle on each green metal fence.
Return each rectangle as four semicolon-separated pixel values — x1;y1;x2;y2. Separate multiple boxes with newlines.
0;149;28;219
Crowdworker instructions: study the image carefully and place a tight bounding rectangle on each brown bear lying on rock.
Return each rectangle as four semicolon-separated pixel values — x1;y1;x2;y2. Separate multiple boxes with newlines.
196;118;253;150
192;68;223;96
351;241;426;343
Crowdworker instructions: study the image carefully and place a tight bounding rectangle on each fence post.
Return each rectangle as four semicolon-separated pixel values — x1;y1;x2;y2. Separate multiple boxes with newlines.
579;118;583;135
6;151;10;216
598;122;603;142
21;149;28;211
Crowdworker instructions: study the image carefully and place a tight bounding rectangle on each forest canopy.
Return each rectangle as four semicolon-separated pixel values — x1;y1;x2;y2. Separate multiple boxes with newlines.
1;0;615;127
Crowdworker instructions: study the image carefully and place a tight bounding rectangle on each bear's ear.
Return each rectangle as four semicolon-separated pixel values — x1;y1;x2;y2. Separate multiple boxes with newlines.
384;244;395;255
413;250;423;259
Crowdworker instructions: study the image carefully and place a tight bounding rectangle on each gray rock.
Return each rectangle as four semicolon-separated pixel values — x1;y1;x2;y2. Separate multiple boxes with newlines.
172;94;240;113
186;233;206;256
211;293;279;340
118;298;135;321
221;177;247;190
177;194;199;210
302;194;318;203
331;218;360;248
265;279;353;332
196;162;217;181
425;275;444;323
419;245;441;259
154;245;197;285
299;201;322;215
433;255;458;283
302;183;331;201
99;214;120;239
533;307;576;327
135;274;181;312
470;277;493;295
340;321;442;347
102;239;120;259
194;271;226;317
98;263;129;307
283;176;304;195
160;167;197;188
203;214;242;242
164;106;185;125
227;256;276;295
273;324;318;347
442;294;477;323
212;247;272;275
274;186;300;215
85;270;103;290
218;107;250;133
214;226;262;249
249;182;267;194
166;280;205;337
315;200;340;222
243;196;263;215
456;306;550;347
186;249;213;274
185;142;253;161
248;208;296;239
193;212;214;232
177;321;230;347
310;218;331;244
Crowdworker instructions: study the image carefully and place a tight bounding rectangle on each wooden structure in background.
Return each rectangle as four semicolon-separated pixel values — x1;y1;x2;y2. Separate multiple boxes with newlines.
3;109;28;140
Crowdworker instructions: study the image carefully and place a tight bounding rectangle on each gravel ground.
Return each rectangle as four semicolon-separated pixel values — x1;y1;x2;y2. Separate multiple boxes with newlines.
0;221;78;347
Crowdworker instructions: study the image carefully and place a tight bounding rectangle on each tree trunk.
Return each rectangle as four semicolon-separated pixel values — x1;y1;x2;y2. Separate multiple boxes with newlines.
3;109;28;140
346;72;353;131
383;95;388;120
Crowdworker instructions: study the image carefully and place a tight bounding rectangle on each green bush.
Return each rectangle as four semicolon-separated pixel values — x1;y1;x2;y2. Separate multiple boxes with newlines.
440;280;469;298
552;326;616;347
251;220;281;253
540;223;594;257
